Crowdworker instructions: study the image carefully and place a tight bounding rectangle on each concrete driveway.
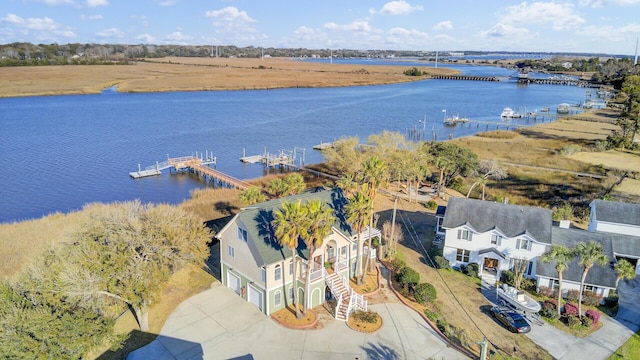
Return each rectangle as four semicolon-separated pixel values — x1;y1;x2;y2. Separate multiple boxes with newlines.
128;282;469;360
482;277;640;360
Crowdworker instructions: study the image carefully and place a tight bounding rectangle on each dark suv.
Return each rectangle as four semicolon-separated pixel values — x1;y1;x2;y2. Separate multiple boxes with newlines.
490;306;531;333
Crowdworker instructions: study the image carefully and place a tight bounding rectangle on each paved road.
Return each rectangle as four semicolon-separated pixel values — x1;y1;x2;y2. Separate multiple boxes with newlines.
128;281;469;360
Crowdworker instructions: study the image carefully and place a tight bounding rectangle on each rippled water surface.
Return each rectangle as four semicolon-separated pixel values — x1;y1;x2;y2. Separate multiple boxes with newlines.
0;64;589;223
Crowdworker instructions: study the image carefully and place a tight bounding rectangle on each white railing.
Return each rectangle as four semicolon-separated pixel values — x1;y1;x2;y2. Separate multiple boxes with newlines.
364;246;376;259
335;258;348;271
346;290;354;318
335;293;343;319
309;268;323;282
351;289;368;313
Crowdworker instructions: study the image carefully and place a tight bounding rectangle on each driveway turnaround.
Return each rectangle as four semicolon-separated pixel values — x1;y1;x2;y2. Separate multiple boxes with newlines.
128;282;469;360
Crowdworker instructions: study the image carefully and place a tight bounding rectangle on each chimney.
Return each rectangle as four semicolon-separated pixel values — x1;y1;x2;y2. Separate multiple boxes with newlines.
559;219;570;229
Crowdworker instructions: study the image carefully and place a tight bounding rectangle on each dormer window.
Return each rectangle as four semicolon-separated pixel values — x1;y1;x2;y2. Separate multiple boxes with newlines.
517;238;531;251
457;229;472;241
491;234;502;246
238;227;248;242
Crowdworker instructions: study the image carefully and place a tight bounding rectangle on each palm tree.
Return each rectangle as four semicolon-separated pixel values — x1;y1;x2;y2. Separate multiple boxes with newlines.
346;186;373;284
300;199;336;315
541;245;575;317
615;259;636;287
239;186;266;205
575;241;609;316
336;172;358;197
359;156;387;284
272;201;309;319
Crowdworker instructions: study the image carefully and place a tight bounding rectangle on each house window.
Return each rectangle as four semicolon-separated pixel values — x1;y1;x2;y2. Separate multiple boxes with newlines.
289;286;294;300
352;242;357;252
275;265;281;281
261;267;266;283
274;291;281;306
456;249;470;262
526;261;533;276
340;245;347;257
227;245;235;258
548;279;559;289
457;229;472;241
585;285;598;292
517;238;531;251
491;234;502;246
289;261;293;275
237;227;248;242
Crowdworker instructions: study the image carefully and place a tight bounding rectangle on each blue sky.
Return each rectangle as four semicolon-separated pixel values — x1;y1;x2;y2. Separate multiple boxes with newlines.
2;0;640;55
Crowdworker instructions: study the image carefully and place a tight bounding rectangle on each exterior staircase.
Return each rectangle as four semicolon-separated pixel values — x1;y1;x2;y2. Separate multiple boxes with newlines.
324;270;368;321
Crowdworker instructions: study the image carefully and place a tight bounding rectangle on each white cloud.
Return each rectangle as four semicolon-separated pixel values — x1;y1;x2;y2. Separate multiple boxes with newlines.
433;21;453;31
156;0;177;6
580;0;640;7
388;27;428;39
3;13;59;31
324;20;372;33
136;33;156;43
479;23;530;38
80;14;103;20
34;0;74;5
166;31;191;41
86;0;108;7
96;28;124;38
376;1;423;15
205;7;264;45
499;2;585;31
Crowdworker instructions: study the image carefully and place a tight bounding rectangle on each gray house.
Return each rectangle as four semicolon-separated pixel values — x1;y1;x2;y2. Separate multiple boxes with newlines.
216;188;378;320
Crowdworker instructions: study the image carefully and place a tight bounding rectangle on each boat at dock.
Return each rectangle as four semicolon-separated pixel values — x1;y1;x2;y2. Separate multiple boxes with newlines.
443;114;469;126
496;284;541;313
500;107;522;119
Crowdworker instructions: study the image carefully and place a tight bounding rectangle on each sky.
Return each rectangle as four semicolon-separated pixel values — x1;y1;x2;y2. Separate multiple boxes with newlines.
2;0;640;55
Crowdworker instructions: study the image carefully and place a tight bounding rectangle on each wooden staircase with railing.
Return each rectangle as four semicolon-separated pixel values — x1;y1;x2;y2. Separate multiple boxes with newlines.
324;269;367;321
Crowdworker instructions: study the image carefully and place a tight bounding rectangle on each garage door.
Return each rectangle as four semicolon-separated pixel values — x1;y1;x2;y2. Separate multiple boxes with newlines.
227;271;241;295
247;284;263;311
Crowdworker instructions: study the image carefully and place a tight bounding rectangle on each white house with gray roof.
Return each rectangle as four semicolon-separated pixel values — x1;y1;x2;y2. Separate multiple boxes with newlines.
441;197;552;281
216;188;378;321
588;199;640;237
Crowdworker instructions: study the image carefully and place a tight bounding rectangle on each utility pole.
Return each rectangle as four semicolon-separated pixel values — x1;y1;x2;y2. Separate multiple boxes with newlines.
390;196;398;257
634;35;638;66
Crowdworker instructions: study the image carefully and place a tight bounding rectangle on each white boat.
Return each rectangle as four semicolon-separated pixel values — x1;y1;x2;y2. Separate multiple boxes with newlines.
496;284;541;313
500;107;522;119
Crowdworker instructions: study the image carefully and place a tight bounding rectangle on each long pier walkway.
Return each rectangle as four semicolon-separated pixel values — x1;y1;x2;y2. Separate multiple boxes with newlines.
130;154;252;191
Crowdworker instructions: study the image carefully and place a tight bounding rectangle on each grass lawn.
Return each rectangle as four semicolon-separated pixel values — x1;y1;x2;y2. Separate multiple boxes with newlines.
609;329;640;360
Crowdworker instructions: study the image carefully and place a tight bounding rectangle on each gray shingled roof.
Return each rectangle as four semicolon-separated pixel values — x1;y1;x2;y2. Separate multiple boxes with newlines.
591;199;640;227
236;187;356;266
536;227;619;288
441;197;552;244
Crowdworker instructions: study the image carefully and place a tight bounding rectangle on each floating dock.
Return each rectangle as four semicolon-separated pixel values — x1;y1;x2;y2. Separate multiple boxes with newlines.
240;147;306;169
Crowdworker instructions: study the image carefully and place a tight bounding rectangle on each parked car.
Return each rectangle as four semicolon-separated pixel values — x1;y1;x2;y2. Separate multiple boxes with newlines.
490;306;531;333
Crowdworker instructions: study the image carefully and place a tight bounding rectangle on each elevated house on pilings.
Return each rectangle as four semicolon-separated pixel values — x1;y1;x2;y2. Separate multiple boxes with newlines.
216;188;379;321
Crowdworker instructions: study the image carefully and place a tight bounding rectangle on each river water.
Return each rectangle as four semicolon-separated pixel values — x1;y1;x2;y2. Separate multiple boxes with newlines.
0;62;588;223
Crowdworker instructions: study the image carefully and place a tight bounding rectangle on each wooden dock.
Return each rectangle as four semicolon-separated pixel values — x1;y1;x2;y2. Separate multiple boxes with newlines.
313;142;333;150
129;153;251;190
240;147;306;169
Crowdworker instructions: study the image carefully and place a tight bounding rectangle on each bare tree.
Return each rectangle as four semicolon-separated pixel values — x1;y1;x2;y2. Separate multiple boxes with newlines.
466;160;507;200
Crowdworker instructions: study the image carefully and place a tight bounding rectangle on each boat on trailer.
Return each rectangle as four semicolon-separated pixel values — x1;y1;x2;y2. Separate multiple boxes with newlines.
496;284;541;313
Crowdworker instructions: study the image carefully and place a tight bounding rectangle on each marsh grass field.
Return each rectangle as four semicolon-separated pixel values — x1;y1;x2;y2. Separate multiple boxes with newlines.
0;57;457;97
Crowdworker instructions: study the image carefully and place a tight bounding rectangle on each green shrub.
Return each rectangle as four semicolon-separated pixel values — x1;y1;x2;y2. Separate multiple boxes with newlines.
424;309;440;322
389;257;406;271
566;289;580;302
397;266;420;288
559;144;582;156
553;202;574;221
351;310;380;324
414;282;437;304
434;256;450;269
581;316;593;328
467;263;479;278
500;270;515;286
425;200;438;210
567;315;581;327
583;291;603;306
448;177;464;193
